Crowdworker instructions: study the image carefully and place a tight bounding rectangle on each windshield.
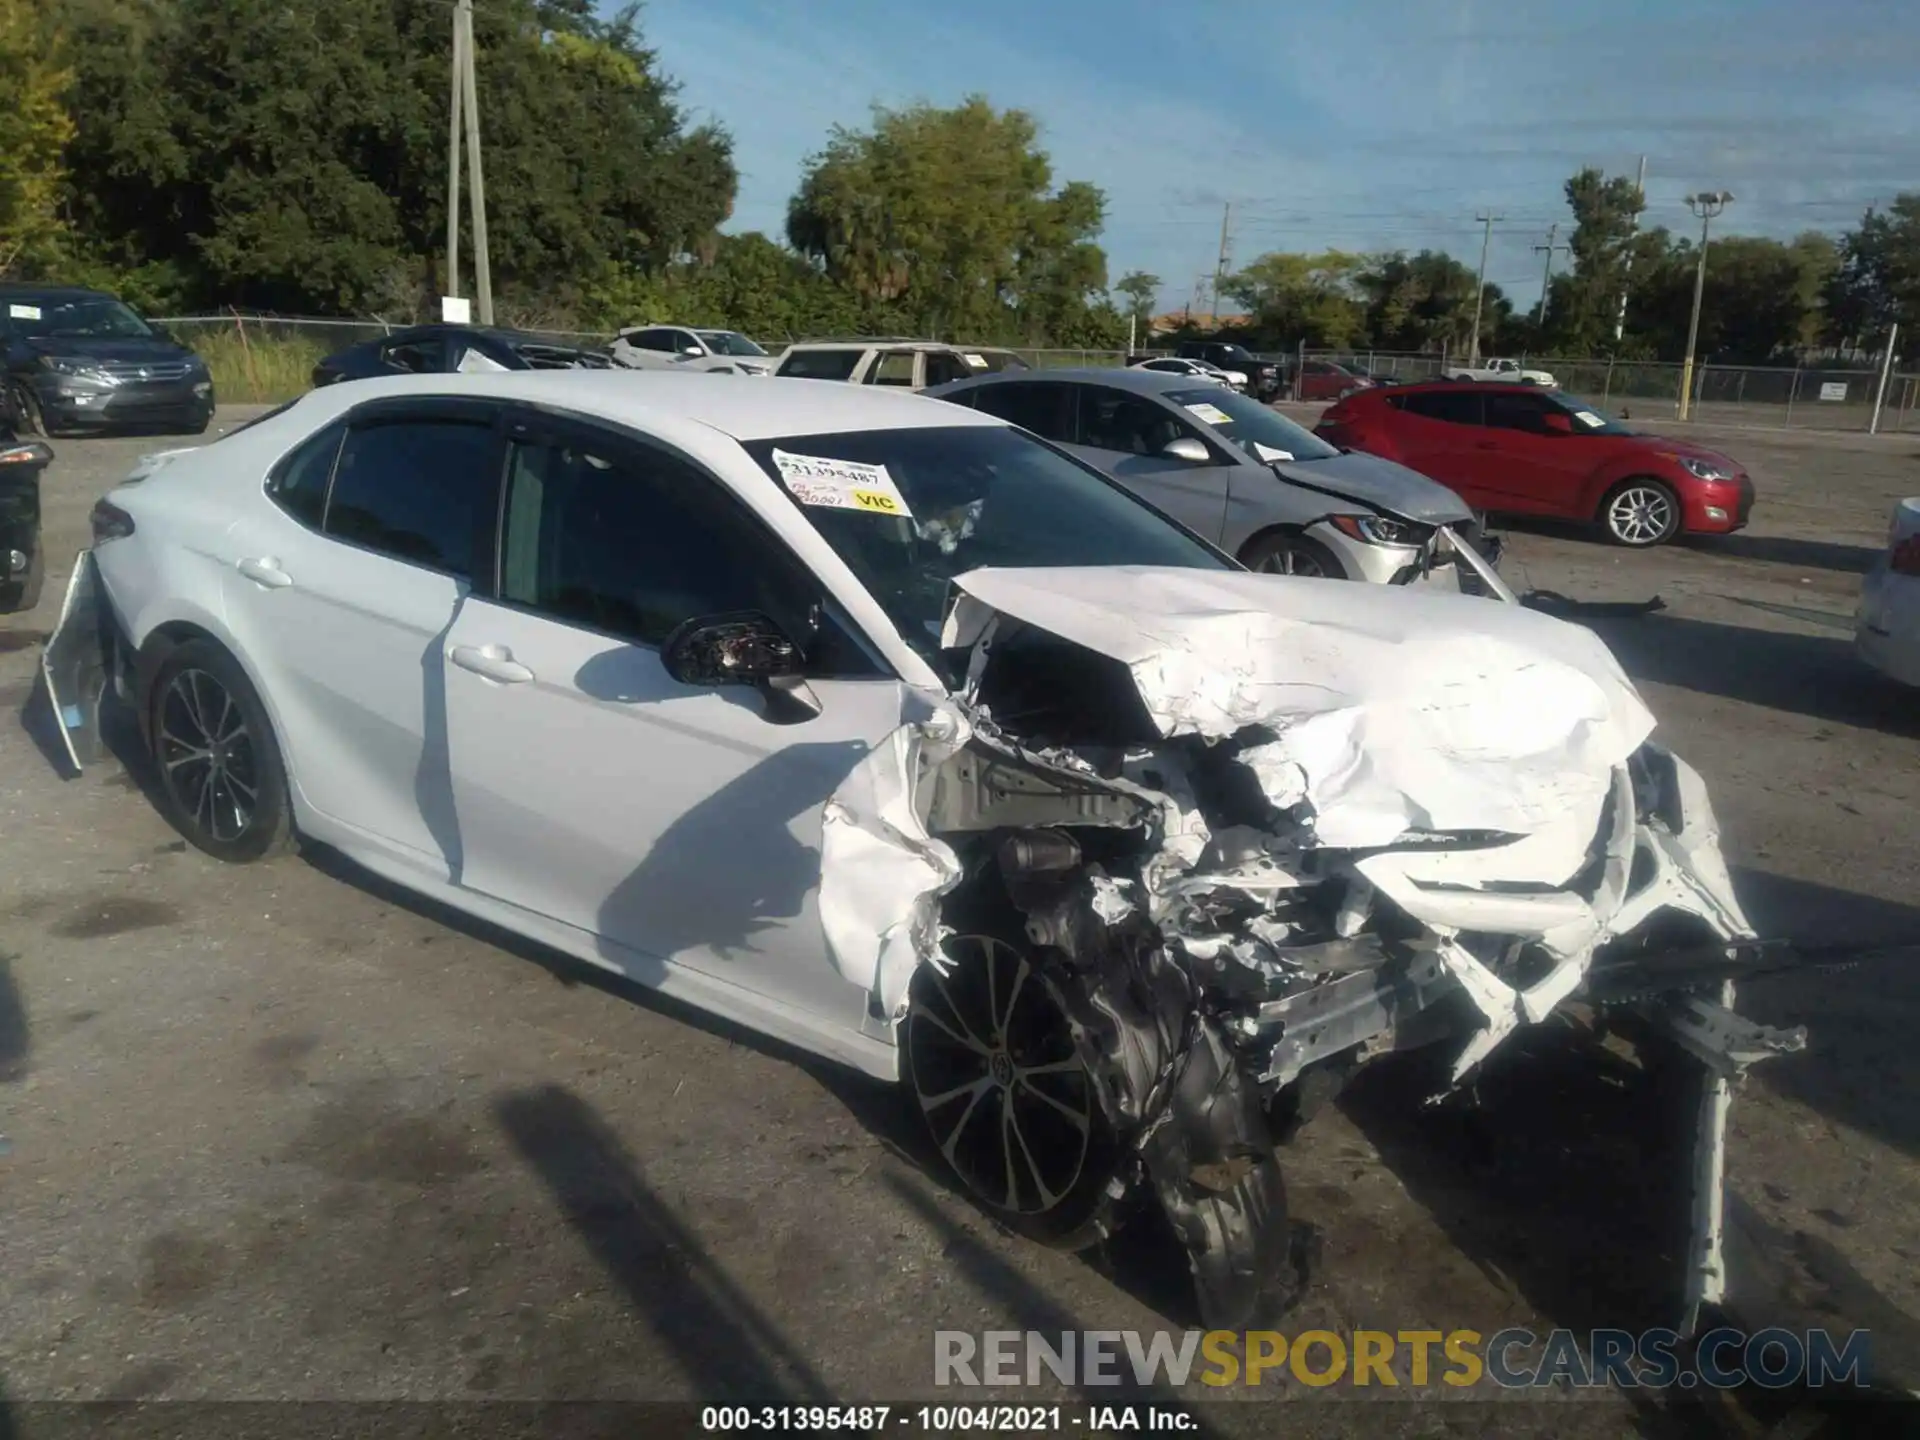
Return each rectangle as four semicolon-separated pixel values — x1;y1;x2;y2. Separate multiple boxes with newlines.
744;425;1230;657
1165;387;1340;463
698;330;768;357
6;296;155;340
1547;393;1635;436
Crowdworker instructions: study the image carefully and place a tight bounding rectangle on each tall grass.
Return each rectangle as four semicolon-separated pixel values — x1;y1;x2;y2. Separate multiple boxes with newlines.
191;326;328;404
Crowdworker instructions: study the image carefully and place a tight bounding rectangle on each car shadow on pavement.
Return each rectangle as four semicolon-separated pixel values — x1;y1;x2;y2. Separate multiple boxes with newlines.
1682;534;1882;576
495;1083;838;1403
1585;612;1919;735
1731;867;1920;1162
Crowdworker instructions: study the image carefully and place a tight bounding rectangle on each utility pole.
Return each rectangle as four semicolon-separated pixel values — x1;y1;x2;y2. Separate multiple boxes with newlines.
456;0;493;325
1209;202;1233;329
1534;223;1569;326
1615;154;1647;342
1870;322;1900;434
1677;190;1733;421
445;3;464;303
1467;212;1503;363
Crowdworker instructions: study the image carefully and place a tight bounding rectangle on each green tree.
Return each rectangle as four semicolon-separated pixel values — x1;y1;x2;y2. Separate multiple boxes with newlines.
0;0;77;276
1549;166;1651;353
1628;231;1836;361
1825;196;1920;348
1220;251;1368;348
1352;249;1497;352
785;97;1113;341
52;0;735;313
1112;270;1161;338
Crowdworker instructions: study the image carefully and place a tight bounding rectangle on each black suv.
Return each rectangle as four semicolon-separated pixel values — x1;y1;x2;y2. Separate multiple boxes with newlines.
2;284;215;436
1175;341;1281;400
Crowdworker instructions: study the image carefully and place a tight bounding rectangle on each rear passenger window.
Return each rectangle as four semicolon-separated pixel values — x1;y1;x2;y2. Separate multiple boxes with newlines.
1397;391;1485;426
323;420;499;578
266;423;344;529
778;349;863;381
971;383;1074;443
867;351;917;387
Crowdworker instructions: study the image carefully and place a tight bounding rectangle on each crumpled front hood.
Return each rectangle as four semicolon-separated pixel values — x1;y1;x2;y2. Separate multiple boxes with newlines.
1275;449;1476;526
943;564;1656;848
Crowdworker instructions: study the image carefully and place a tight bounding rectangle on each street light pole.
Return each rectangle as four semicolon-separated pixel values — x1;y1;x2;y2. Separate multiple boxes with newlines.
1677;190;1732;421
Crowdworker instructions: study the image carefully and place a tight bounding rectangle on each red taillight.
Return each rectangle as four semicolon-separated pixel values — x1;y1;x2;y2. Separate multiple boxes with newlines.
1892;534;1920;576
90;498;136;543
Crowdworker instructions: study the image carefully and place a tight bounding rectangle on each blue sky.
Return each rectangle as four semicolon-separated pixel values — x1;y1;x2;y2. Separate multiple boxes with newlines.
636;0;1920;313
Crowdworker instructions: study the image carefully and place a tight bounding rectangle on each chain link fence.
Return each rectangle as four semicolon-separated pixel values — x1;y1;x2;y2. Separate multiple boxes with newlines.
151;314;1920;432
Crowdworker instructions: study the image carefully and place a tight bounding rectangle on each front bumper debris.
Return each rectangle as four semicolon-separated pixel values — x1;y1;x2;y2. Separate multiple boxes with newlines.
819;566;1822;1330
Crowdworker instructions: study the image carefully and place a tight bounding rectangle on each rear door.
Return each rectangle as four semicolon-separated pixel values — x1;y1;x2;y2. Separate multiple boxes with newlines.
863;350;918;388
1383;389;1490;502
966;380;1076;443
219;398;504;876
1064;384;1234;542
1480;390;1589;515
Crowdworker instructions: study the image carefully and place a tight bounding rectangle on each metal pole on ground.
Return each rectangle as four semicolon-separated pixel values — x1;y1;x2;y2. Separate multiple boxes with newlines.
458;0;494;326
445;6;463;302
1677;190;1733;421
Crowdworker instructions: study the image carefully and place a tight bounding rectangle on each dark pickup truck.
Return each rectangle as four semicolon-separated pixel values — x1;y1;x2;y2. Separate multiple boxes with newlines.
1175;341;1282;401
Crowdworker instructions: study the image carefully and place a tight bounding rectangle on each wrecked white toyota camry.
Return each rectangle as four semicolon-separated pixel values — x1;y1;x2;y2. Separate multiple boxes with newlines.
43;372;1803;1333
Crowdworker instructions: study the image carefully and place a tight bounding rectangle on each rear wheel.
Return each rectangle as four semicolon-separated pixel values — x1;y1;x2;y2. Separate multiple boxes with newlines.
147;639;293;862
1599;479;1681;547
904;929;1121;1248
1240;530;1346;579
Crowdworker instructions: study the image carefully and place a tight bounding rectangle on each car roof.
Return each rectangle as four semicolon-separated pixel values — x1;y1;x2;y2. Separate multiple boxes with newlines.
932;365;1205;397
0;283;117;302
783;338;957;351
289;369;1005;442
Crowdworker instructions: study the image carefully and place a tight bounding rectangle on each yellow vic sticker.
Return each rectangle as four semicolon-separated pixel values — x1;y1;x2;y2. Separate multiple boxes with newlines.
851;488;901;514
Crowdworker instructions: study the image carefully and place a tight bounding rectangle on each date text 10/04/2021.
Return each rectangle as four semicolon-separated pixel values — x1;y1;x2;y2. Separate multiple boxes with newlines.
700;1408;1195;1433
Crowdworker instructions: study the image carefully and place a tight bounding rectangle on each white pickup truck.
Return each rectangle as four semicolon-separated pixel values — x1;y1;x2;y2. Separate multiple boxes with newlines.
1448;356;1558;387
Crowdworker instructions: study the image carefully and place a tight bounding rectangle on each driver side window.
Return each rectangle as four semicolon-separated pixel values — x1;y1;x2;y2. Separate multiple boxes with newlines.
1485;393;1550;433
496;424;878;676
1076;386;1203;457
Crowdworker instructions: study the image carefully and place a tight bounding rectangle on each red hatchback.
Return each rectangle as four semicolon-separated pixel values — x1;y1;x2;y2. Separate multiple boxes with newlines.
1315;382;1755;547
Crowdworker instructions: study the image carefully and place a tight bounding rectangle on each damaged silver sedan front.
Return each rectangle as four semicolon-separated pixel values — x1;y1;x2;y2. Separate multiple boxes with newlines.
819;566;1806;1331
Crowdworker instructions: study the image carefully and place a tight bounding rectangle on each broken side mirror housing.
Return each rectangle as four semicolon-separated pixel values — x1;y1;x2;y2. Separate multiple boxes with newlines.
661;611;821;723
662;611;805;687
1161;436;1211;463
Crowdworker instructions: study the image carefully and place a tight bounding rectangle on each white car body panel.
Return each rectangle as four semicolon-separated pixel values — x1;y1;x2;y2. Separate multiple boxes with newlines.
1856;497;1920;686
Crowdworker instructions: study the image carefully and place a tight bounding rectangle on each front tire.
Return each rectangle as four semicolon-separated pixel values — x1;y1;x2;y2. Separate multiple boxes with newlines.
147;639;293;862
904;928;1121;1249
1599;478;1681;547
1240;530;1346;579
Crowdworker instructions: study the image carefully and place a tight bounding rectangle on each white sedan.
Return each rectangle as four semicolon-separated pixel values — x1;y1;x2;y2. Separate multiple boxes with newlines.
44;372;1801;1330
1857;496;1920;686
1129;356;1245;391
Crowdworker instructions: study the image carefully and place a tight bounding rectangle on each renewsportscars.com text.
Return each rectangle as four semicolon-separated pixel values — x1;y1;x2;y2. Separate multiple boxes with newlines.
934;1327;1874;1390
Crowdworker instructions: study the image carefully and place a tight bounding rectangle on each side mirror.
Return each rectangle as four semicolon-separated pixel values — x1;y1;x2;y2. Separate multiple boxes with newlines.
1161;436;1212;463
660;611;819;723
1540;412;1574;434
682;346;705;357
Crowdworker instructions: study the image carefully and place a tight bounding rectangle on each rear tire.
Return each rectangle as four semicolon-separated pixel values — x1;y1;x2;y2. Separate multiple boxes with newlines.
146;639;293;862
1240;530;1347;579
1599;478;1681;547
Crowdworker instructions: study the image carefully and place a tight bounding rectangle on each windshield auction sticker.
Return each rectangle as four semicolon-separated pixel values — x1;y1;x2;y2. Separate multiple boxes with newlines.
771;448;916;518
1184;401;1233;426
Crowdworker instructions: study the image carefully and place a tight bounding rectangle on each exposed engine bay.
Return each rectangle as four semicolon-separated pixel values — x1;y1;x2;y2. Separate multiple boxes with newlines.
819;565;1809;1332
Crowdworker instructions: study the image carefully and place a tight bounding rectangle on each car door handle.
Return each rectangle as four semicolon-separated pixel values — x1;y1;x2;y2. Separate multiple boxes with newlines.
237;557;293;589
448;644;534;684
